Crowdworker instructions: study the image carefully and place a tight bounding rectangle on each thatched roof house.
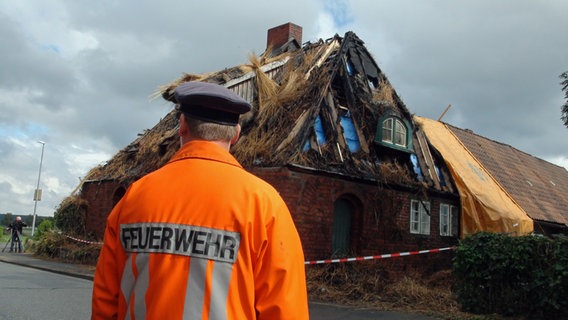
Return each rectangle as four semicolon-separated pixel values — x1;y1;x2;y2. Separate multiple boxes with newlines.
59;23;568;275
73;23;462;271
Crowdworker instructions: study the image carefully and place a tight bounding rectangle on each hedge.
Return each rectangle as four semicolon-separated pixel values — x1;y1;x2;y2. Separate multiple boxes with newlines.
452;232;567;319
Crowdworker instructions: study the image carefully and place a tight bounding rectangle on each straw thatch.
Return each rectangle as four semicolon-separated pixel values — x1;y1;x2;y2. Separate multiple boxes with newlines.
69;31;454;204
82;109;180;185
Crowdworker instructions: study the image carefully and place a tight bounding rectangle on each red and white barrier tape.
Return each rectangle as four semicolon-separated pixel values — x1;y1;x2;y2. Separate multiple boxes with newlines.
58;234;455;264
62;233;103;245
304;246;455;265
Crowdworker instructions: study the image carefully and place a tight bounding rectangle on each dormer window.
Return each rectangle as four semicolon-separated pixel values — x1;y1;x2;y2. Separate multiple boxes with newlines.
375;115;412;152
382;117;406;147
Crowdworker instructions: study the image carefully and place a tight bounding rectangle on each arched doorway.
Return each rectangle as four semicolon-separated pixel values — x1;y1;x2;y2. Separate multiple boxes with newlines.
112;187;126;207
331;198;354;257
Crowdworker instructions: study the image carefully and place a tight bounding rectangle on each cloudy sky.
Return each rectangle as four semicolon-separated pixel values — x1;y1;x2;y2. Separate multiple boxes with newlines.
1;0;567;218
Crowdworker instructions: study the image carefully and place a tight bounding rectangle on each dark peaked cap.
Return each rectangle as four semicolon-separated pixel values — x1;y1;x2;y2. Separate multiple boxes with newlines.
174;81;252;126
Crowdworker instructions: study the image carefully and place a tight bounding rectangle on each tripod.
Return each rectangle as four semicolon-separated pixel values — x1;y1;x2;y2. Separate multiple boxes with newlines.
2;230;24;253
2;231;12;252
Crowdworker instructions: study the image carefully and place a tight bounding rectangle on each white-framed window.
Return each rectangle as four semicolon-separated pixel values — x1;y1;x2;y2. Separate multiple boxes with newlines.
395;120;407;146
410;200;430;235
440;203;458;236
382;117;407;148
382;118;393;143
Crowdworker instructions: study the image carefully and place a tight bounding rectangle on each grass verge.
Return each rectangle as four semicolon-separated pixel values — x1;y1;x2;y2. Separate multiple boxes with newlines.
306;262;523;320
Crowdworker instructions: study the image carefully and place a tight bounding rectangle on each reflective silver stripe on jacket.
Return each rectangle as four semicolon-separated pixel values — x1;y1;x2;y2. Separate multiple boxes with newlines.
208;261;232;319
183;258;232;320
119;223;239;319
121;255;135;320
120;254;151;320
120;223;240;263
134;254;149;319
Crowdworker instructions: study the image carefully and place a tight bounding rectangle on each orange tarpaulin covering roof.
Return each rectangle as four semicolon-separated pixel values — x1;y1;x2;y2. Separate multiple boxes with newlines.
415;116;533;237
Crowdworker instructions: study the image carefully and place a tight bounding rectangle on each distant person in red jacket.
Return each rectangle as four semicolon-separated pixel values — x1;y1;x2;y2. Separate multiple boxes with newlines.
6;216;27;253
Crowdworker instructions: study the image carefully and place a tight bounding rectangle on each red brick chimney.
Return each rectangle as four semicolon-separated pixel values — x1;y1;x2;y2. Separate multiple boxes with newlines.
267;22;303;49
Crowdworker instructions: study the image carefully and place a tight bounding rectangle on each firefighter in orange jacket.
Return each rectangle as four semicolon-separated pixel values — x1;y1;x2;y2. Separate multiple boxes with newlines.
91;81;309;319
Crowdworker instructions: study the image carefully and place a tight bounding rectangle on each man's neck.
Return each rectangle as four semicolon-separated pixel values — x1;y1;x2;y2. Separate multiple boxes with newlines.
182;137;231;152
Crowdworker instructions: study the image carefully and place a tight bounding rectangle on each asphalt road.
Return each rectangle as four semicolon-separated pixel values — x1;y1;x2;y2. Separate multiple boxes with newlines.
0;253;441;319
0;262;93;319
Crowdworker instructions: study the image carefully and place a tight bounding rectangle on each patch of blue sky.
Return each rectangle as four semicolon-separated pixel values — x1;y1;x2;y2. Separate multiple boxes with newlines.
0;126;12;137
0;123;47;140
323;0;354;28
42;43;61;54
25;123;48;139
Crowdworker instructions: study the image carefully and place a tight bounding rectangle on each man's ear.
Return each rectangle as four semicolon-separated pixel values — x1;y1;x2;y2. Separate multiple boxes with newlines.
230;124;241;145
179;113;189;137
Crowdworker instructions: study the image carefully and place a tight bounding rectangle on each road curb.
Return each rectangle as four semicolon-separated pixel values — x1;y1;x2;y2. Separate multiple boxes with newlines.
0;252;95;281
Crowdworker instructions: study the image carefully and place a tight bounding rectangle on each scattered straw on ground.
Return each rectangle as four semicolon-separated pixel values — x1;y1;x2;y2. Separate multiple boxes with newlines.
306;263;522;320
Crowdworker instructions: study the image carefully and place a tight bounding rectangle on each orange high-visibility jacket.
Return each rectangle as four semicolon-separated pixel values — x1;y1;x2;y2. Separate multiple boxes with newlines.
92;141;309;320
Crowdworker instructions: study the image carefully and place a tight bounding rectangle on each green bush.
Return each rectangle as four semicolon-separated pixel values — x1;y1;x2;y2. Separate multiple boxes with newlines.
29;230;101;265
34;219;53;239
31;230;67;258
452;232;568;319
54;196;87;236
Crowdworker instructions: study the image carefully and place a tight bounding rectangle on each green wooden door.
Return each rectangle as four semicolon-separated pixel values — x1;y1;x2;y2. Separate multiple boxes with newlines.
331;199;352;257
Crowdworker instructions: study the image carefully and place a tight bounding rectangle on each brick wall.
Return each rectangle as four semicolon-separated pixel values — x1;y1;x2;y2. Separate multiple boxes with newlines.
82;180;125;239
83;167;458;276
251;167;459;276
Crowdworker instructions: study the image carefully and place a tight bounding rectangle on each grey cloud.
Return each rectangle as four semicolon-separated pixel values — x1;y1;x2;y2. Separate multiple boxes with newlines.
1;0;567;218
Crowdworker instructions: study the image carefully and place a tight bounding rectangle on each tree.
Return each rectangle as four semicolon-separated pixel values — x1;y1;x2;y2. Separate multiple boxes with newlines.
561;71;568;128
24;214;34;226
34;219;53;239
2;213;13;227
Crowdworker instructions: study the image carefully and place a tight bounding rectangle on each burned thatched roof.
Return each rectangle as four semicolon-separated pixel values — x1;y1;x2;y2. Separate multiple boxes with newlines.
81;31;454;195
82;110;180;187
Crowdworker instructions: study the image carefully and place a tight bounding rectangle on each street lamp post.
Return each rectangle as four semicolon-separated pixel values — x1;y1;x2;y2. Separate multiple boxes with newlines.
31;140;46;237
